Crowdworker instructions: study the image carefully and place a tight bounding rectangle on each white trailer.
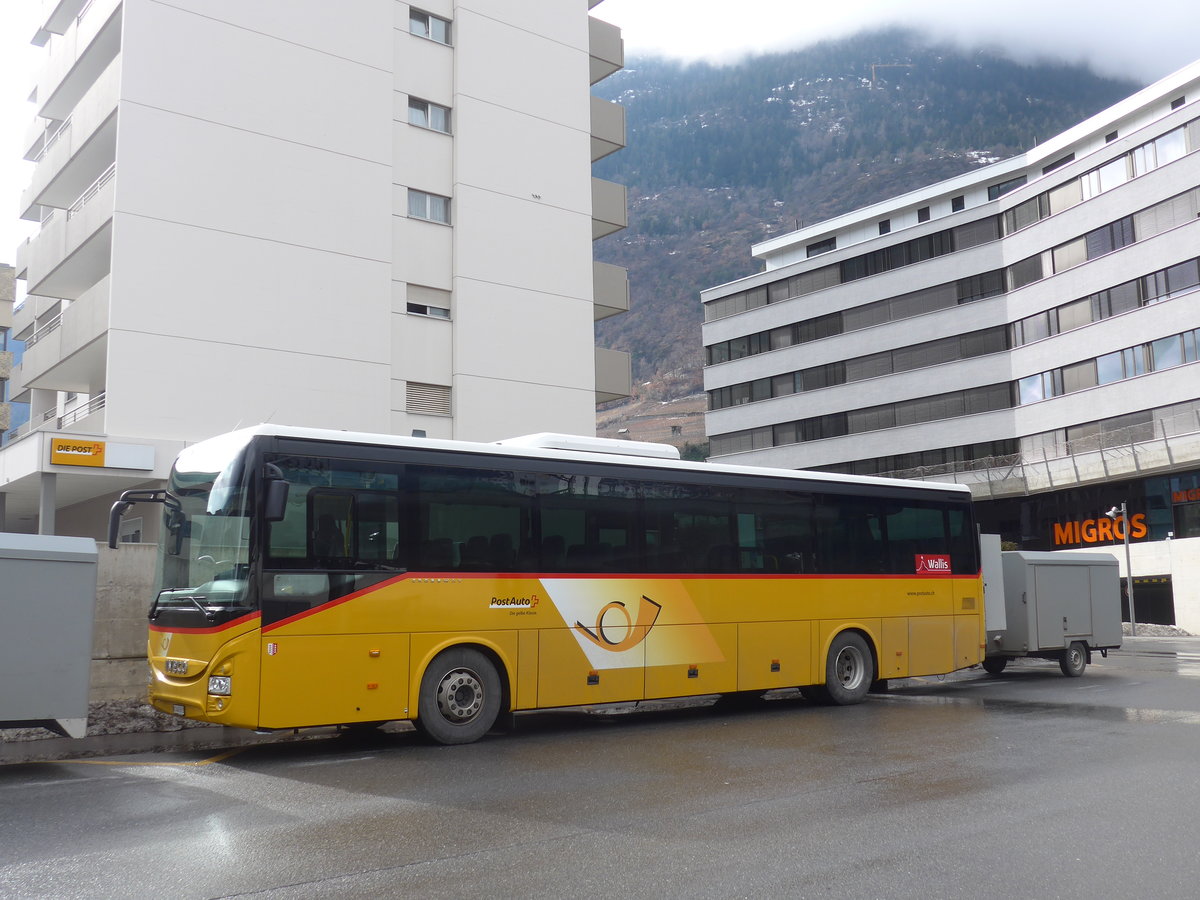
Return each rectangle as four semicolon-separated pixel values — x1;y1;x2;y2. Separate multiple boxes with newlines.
981;540;1123;677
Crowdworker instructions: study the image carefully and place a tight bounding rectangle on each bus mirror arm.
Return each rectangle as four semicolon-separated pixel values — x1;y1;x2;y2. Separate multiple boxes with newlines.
107;489;180;549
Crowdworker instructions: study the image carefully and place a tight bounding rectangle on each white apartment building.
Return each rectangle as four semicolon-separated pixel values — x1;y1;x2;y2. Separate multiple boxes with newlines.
1;264;13;443
702;62;1200;629
1;0;631;539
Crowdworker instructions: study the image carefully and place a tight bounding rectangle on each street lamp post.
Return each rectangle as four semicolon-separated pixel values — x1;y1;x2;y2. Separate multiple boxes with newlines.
1105;503;1137;637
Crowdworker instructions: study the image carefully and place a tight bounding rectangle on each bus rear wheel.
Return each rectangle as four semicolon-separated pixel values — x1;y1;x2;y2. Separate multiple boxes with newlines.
824;632;874;705
416;648;502;745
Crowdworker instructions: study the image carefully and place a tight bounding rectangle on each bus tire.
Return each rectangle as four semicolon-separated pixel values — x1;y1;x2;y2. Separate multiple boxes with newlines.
824;632;873;705
1059;642;1087;678
416;648;502;745
982;657;1008;675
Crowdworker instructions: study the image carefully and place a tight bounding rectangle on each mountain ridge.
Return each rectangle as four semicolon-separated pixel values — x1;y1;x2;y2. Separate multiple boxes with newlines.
591;29;1141;441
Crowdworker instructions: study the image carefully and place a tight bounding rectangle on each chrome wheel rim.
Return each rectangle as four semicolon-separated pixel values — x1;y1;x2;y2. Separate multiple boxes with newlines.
436;667;484;723
834;645;866;691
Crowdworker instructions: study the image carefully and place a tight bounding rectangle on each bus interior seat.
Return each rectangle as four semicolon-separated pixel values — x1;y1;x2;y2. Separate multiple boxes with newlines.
420;538;455;571
462;535;490;570
490;533;516;570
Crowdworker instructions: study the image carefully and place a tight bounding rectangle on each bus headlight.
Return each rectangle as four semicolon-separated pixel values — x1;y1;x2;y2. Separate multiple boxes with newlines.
208;676;232;696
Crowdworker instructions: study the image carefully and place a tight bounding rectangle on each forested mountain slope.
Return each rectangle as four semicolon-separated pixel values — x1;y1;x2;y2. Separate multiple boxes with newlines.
592;29;1140;413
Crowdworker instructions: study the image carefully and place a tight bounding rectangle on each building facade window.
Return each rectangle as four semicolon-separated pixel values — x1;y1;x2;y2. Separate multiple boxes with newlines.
988;175;1026;200
951;195;965;212
806;237;836;257
408;189;451;224
917;206;930;223
878;219;891;235
408;98;451;133
410;9;451;44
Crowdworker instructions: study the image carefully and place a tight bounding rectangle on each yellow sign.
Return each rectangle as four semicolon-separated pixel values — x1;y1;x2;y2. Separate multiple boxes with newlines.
50;437;106;467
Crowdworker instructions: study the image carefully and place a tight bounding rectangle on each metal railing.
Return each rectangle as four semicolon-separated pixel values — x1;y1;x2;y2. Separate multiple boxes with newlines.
878;408;1200;498
67;162;115;220
34;118;71;163
25;313;64;349
59;392;106;429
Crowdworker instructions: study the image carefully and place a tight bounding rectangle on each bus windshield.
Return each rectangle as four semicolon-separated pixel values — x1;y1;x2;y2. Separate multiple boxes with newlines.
153;431;256;619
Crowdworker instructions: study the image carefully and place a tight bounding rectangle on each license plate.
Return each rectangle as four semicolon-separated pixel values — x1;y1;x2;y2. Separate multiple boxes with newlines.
173;704;185;716
165;658;188;675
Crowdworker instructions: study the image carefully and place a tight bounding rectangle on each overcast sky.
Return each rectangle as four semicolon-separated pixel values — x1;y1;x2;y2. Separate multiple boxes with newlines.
3;1;1199;280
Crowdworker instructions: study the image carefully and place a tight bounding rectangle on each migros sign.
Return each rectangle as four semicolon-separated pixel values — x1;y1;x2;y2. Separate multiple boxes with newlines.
1052;514;1147;547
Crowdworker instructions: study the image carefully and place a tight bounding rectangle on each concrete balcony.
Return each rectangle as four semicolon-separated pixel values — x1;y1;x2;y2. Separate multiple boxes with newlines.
38;0;122;122
593;261;629;321
595;347;632;404
15;238;30;280
41;0;92;37
16;276;109;395
590;95;626;163
591;177;627;240
11;294;65;343
26;165;114;300
21;56;119;218
24;115;67;162
59;391;107;433
588;17;623;85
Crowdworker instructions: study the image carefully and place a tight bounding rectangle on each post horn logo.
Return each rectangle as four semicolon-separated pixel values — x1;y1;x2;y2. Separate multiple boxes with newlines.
574;595;662;652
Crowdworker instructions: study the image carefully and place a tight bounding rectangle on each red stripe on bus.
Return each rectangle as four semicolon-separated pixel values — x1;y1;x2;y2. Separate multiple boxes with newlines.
261;573;411;632
260;567;983;631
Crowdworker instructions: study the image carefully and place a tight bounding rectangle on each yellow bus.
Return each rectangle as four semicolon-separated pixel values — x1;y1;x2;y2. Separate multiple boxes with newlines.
109;425;984;744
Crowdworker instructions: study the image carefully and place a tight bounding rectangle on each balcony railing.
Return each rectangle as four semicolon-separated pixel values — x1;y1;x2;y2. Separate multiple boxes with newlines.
67;162;114;220
60;391;105;429
34;118;72;163
25;312;64;349
877;408;1200;498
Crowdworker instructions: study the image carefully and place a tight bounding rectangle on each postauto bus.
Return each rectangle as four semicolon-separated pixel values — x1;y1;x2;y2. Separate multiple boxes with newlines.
109;425;983;744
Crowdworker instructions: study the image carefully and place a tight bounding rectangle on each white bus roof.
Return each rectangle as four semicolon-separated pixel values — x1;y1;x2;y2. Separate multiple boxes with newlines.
193;424;972;497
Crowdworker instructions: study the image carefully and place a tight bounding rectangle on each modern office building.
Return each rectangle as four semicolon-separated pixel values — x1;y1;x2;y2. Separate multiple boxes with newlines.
1;0;631;539
702;62;1200;629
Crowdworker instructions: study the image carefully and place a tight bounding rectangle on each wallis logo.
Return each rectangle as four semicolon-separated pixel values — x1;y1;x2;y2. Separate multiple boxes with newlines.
574;595;662;652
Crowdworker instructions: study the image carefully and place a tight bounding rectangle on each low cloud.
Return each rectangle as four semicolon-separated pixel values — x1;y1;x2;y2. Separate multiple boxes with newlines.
595;0;1198;84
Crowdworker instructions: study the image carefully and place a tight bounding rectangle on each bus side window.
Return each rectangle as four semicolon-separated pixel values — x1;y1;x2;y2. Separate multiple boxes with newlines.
310;491;352;564
883;503;947;575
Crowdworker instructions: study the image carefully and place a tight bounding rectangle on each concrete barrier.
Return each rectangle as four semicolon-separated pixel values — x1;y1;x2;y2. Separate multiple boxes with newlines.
91;544;156;701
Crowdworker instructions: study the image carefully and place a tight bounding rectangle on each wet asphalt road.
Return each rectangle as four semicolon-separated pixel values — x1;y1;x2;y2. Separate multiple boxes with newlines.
2;636;1199;899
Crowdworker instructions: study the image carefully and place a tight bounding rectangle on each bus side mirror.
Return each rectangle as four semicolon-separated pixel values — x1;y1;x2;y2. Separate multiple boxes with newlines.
264;478;290;522
108;500;133;549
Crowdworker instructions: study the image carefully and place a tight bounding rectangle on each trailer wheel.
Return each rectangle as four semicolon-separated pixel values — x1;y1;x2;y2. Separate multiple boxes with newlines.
415;648;502;744
1059;642;1087;678
823;632;873;705
982;657;1008;675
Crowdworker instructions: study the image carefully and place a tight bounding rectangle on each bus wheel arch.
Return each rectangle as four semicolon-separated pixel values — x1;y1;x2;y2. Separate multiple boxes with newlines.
822;629;876;706
414;645;507;745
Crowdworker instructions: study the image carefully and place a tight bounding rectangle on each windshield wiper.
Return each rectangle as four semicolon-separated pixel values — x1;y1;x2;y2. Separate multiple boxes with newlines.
149;590;216;623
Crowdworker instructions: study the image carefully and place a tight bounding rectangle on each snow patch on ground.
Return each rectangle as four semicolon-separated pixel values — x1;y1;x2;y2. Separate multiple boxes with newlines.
1;700;217;743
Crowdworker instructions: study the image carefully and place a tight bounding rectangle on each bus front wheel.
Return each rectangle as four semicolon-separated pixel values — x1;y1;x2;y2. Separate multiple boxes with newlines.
416;648;502;745
824;632;874;705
